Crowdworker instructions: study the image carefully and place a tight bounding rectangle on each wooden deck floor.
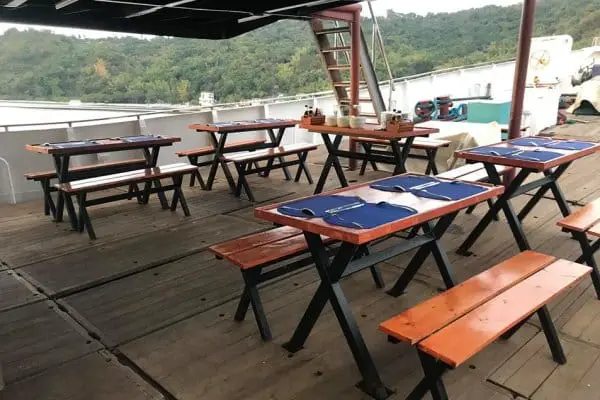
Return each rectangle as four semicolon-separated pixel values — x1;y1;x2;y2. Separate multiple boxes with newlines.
1;118;600;400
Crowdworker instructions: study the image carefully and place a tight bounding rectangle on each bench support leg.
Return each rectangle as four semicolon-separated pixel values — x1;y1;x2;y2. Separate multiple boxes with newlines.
413;351;449;400
170;175;191;216
388;214;458;297
76;193;96;240
64;192;79;231
187;156;206;190
40;179;56;218
283;235;391;399
538;305;567;364
235;268;272;341
574;232;600;299
294;151;314;184
233;162;256;202
424;149;439;176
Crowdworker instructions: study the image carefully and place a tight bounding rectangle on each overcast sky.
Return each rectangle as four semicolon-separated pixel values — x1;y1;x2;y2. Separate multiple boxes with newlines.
0;0;524;39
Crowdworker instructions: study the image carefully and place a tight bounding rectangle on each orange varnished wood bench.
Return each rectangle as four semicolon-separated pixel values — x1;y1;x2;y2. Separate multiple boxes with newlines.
175;138;267;189
379;251;590;400
209;226;384;340
55;163;197;240
222;143;318;202
25;158;147;218
558;197;600;298
356;137;451;176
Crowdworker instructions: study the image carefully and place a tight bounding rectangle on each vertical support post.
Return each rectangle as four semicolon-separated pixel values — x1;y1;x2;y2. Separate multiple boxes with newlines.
507;0;537;183
348;8;362;171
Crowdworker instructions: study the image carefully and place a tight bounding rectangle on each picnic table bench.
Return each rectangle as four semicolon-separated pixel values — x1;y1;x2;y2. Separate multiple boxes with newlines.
187;119;298;192
558;197;600;298
299;123;439;194
380;251;590;400
25;135;180;226
355;136;451;176
209;226;384;340
175;138;266;189
55;163;196;240
25;158;147;217
455;137;600;255
254;174;503;399
222;143;317;202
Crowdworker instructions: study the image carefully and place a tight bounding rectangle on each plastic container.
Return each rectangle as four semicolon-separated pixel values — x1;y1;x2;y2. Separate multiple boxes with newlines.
467;101;511;124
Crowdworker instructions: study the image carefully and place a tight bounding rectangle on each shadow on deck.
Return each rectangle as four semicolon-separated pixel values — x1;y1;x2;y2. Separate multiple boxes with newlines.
1;118;600;400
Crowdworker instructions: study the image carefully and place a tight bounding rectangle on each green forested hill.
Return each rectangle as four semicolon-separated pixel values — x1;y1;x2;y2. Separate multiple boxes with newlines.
0;0;598;104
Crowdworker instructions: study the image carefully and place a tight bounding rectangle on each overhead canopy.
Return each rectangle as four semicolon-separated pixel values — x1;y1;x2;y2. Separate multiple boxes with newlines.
0;0;360;39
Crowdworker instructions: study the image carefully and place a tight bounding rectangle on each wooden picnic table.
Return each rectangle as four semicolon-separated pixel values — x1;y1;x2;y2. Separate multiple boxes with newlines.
25;135;180;227
455;136;600;255
299;123;439;194
188;119;298;191
255;174;503;399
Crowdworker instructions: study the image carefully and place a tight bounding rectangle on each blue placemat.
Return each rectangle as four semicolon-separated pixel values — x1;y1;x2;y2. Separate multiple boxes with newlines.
120;135;161;142
277;195;365;218
369;175;439;192
509;137;552;147
323;202;417;229
43;140;99;149
410;181;487;201
467;146;523;157
543;140;596;151
505;149;563;162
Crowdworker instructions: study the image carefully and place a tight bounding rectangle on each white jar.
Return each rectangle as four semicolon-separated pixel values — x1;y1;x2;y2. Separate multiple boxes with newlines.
337;115;350;128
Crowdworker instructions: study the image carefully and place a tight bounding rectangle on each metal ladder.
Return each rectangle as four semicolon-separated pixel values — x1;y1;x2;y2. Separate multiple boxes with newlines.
310;2;393;122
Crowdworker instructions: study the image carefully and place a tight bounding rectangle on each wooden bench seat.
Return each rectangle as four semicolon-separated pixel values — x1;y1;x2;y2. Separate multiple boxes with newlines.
436;162;514;182
209;226;384;340
222;143;317;202
380;251;591;399
355;137;451;176
55;163;197;240
558;197;600;298
25;158;147;218
176;138;267;188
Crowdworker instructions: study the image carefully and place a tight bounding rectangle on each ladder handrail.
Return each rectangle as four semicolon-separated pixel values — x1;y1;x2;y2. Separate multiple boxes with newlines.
366;0;395;110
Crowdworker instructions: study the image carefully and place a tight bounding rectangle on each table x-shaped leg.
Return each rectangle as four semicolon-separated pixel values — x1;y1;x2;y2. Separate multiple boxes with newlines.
282;233;392;400
387;213;458;297
516;163;572;222
456;164;532;256
53;155;78;229
314;134;348;194
263;127;292;180
390;137;415;175
204;132;237;191
142;146;169;209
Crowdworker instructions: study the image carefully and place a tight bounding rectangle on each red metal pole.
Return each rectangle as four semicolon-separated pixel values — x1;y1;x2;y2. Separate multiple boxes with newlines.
347;8;361;170
509;0;536;140
505;0;536;184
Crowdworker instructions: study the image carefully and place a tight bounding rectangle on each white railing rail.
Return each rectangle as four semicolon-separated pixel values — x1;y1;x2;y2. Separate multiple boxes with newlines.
0;157;17;205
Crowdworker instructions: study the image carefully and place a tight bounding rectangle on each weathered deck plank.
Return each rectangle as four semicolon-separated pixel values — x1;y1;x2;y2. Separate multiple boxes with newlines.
0;351;163;400
0;301;101;384
0;270;44;312
18;215;265;297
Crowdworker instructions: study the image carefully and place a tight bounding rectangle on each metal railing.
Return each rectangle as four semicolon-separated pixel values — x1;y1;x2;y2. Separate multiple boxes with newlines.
0;109;187;133
0;157;16;205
